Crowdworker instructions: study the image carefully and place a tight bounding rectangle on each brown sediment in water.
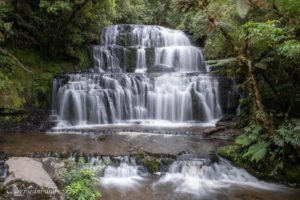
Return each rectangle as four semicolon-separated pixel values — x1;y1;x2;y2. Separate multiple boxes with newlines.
0;132;232;157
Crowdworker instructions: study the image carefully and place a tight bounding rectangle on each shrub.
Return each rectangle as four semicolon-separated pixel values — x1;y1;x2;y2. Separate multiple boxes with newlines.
57;158;104;200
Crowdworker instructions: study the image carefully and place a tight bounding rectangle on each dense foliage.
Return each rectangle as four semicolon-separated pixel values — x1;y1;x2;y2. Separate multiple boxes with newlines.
172;0;300;182
114;0;175;27
58;158;105;200
0;0;116;111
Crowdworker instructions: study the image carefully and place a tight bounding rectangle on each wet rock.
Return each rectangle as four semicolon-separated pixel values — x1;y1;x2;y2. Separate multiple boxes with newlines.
147;65;175;73
0;151;7;182
54;74;70;85
40;121;59;132
60;151;71;159
217;77;240;115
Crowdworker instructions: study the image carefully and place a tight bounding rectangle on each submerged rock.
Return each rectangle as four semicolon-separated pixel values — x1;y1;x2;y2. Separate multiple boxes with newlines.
98;135;107;141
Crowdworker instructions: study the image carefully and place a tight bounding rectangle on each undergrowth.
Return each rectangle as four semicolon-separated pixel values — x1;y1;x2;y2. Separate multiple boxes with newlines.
219;119;300;184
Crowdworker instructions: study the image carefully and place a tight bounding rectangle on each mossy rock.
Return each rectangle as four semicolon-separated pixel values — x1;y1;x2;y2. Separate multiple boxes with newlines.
97;135;107;141
161;159;171;166
109;157;119;165
143;157;160;173
0;185;4;197
131;151;146;160
131;152;147;165
145;152;161;158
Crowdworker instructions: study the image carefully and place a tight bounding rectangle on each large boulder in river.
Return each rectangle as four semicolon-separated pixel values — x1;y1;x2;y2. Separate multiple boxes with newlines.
41;157;65;181
4;157;60;199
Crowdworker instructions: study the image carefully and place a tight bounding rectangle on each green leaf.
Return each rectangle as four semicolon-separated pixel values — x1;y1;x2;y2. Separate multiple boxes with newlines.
243;142;269;162
235;134;253;147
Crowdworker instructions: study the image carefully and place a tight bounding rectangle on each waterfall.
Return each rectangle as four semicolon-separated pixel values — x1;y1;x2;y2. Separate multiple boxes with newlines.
51;25;238;127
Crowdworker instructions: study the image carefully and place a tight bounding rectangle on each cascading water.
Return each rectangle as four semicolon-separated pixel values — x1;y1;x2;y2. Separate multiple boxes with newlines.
51;25;238;127
153;158;282;194
96;156;295;200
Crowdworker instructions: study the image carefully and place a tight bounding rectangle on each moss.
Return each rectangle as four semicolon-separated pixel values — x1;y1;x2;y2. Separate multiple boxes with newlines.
0;185;4;197
131;151;146;160
97;135;107;141
143;157;160;173
145;152;161;158
131;151;146;164
0;45;90;112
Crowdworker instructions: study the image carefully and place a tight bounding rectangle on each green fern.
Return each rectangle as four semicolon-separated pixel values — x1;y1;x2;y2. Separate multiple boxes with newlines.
235;134;253;147
243;142;269;162
235;123;264;147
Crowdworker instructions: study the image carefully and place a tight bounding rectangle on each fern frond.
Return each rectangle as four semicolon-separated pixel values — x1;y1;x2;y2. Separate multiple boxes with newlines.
242;142;269;162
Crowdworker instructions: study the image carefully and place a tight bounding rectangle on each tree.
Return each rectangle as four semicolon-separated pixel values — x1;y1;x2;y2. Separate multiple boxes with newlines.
174;0;300;133
2;0;116;58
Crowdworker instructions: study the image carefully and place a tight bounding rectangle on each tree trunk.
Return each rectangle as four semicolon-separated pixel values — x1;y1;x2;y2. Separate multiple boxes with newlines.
203;7;275;134
247;54;275;134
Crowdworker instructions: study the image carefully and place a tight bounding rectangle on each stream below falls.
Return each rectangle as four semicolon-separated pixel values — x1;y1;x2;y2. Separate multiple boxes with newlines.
0;131;300;200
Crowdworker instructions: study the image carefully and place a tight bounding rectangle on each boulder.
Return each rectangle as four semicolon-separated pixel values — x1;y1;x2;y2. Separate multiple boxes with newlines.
4;157;59;198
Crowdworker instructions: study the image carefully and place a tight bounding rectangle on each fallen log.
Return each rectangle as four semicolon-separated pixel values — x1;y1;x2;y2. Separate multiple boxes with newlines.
203;126;226;136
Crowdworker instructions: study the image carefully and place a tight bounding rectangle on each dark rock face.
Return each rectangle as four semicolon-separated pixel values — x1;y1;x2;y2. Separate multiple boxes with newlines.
217;76;240;115
0;110;49;133
147;65;175;73
0;151;7;181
